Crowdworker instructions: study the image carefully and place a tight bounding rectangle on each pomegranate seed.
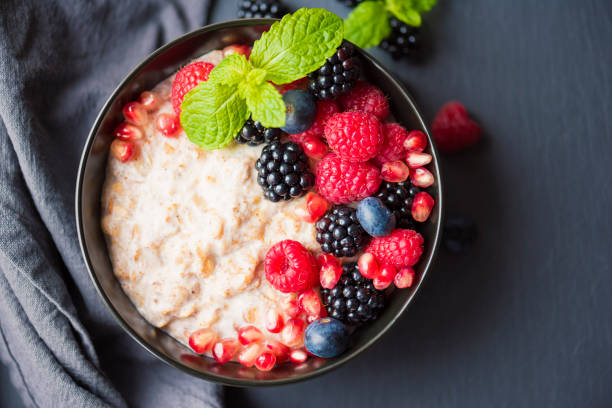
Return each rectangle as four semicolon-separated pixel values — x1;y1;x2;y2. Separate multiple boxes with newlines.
358;253;379;279
320;261;342;289
373;264;396;290
222;44;252;58
114;122;143;141
238;325;265;345
410;167;434;188
281;318;305;347
381;160;410;183
306;192;329;221
139;91;158;111
110;140;134;162
282;297;300;318
122;101;147;125
238;343;264;367
302;135;328;159
412;191;435;222
156;113;180;137
264;340;290;363
289;349;308;363
212;339;239;363
265;309;284;334
317;253;338;268
403;130;428;152
405;152;432;168
255;351;276;371
188;328;218;354
298;290;322;317
394;267;416;289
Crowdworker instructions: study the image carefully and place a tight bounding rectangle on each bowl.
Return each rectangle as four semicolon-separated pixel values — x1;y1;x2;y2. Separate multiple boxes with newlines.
75;18;443;386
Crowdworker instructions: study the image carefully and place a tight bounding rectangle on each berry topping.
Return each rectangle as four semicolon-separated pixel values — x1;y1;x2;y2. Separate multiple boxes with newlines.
122;101;147;125
188;328;218;354
264;240;318;293
301;135;329;159
315;206;368;257
236;118;281;145
289;348;308;363
381;160;410;183
405;151;432;168
324;111;383;162
264;340;290;363
315;153;381;204
298;289;323;318
374;123;410;166
171;61;215;116
373;264;396;290
410;167;435;188
222;44;252;58
265;309;284;334
255;141;315;202
321;262;385;325
374;181;421;229
255;351;277;371
366;228;424;267
357;252;379;279
281;90;318;134
394;266;416;289
403;130;428;152
356;197;397;237
291;99;339;142
380;18;422;60
282;297;300;318
280;318;305;347
238;325;265;345
432;101;482;153
320;258;343;289
238;343;264;367
114;122;143;141
308;42;359;100
411;191;435;223
237;0;284;19
443;215;478;253
212;339;239;363
339;81;389;121
138;91;158;111
110;140;134;162
304;318;350;358
155;113;180;137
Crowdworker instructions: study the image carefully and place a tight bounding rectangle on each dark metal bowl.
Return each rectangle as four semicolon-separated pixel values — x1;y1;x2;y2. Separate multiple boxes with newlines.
75;18;443;386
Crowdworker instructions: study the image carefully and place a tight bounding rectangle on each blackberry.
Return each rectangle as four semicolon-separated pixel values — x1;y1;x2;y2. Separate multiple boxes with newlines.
374;181;420;229
443;215;478;253
321;262;385;325
237;0;284;19
255;141;314;202
307;43;359;100
315;206;368;258
336;0;366;7
380;18;422;60
236;118;281;146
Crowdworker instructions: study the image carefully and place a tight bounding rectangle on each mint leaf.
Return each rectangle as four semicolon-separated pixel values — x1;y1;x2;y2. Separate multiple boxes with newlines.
207;53;251;86
412;0;437;13
385;0;437;27
180;81;248;150
345;1;391;49
250;8;344;84
244;81;286;128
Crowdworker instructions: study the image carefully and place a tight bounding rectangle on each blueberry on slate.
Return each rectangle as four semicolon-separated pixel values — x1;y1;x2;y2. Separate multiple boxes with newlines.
280;89;317;134
356;197;396;237
304;318;350;358
443;215;478;253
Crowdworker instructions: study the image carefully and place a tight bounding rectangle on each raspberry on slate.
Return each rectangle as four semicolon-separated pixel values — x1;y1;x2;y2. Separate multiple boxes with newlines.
339;80;389;121
171;61;214;116
237;0;284;19
374;181;421;229
236;118;281;145
432;101;482;153
316;153;381;204
380;17;423;60
255;141;315;202
315;206;368;258
325;111;383;162
265;240;318;293
291;99;339;143
308;42;359;100
374;123;410;166
320;262;385;325
366;228;424;268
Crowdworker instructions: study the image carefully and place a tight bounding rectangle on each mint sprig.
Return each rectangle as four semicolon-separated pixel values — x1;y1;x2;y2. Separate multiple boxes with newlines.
345;0;437;49
180;8;344;150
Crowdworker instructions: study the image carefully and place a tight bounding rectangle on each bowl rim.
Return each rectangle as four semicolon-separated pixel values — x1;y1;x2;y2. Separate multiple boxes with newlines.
75;17;444;387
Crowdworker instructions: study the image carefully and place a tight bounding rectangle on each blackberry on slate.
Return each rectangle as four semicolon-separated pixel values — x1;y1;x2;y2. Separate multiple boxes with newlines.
307;43;359;100
236;118;281;146
321;262;385;325
380;17;422;60
237;0;284;19
315;206;368;258
255;141;315;202
374;181;420;228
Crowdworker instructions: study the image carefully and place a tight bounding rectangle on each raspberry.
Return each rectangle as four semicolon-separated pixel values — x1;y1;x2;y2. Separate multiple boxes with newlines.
339;81;389;121
373;123;410;166
432;101;482;153
290;99;339;143
171;62;215;116
324;112;383;162
366;229;424;267
316;153;381;204
265;240;318;293
278;78;309;94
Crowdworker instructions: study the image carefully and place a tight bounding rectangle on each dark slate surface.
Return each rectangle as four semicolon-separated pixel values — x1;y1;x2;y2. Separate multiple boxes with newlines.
2;1;612;407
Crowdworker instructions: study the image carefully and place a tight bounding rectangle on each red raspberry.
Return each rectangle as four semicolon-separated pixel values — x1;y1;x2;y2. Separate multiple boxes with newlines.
432;101;482;153
366;229;424;268
339;81;389;121
265;240;318;293
171;61;215;116
373;123;410;166
316;153;381;204
324;111;383;162
290;99;339;143
278;77;309;94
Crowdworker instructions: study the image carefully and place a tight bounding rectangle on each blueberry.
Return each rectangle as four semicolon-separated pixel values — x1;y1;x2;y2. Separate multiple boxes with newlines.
281;90;317;134
356;197;397;237
304;318;350;358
